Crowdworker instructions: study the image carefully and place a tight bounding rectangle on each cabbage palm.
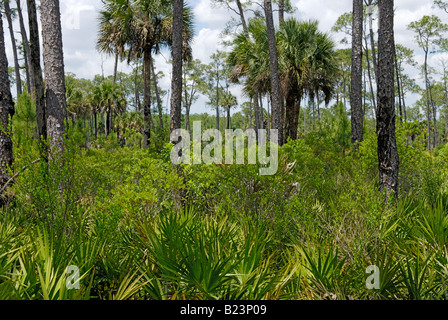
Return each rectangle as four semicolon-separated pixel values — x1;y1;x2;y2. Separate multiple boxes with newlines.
97;0;194;147
277;19;337;141
228;18;270;135
93;81;126;137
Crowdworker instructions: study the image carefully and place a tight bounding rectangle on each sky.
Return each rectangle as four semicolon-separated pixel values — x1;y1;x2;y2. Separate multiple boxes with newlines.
3;0;448;116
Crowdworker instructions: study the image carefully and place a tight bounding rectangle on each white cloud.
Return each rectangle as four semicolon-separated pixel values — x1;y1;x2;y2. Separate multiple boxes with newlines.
3;0;448;114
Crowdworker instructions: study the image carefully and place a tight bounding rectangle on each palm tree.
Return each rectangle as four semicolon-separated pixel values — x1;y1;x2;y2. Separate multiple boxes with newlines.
264;0;283;145
228;18;271;138
97;0;194;148
93;80;126;137
266;18;338;141
0;10;15;205
221;91;238;129
40;0;67;158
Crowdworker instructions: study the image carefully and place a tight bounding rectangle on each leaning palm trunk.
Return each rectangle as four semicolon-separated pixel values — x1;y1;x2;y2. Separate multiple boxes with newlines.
0;12;15;206
40;0;67;159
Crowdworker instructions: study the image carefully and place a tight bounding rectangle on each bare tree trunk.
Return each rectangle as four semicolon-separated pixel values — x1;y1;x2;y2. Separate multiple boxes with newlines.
394;47;403;121
351;0;364;146
264;0;283;145
377;0;399;198
0;11;15;206
367;0;378;80
424;50;432;150
4;0;22;97
429;79;438;148
40;0;67;158
151;57;164;129
284;89;300;141
16;0;32;94
113;52;118;84
364;34;377;113
400;71;407;122
170;0;183;140
142;50;152;148
27;0;46;145
236;0;248;33
278;0;285;24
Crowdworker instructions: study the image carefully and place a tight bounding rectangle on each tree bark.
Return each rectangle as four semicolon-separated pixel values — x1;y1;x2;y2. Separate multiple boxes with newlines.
367;0;378;80
429;79;438;148
279;0;285;24
0;11;15;206
424;50;432;150
16;0;32;94
364;34;377;113
142;50;152;148
170;0;183;141
264;0;283;145
377;0;399;199
4;0;22;97
40;0;67;158
27;0;46;144
236;0;248;34
284;88;300;141
151;57;164;129
351;0;364;146
394;47;403;120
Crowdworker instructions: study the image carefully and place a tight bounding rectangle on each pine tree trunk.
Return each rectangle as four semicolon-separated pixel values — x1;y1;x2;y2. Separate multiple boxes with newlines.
16;0;32;94
27;0;46;145
0;11;15;205
424;51;432;150
4;0;22;97
367;0;378;80
278;0;285;24
170;0;183;140
364;35;377;113
394;47;403;120
429;79;438;148
236;0;248;33
142;50;152;148
151;57;164;129
351;0;364;145
40;0;67;158
264;0;283;145
253;92;261;139
377;0;399;199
